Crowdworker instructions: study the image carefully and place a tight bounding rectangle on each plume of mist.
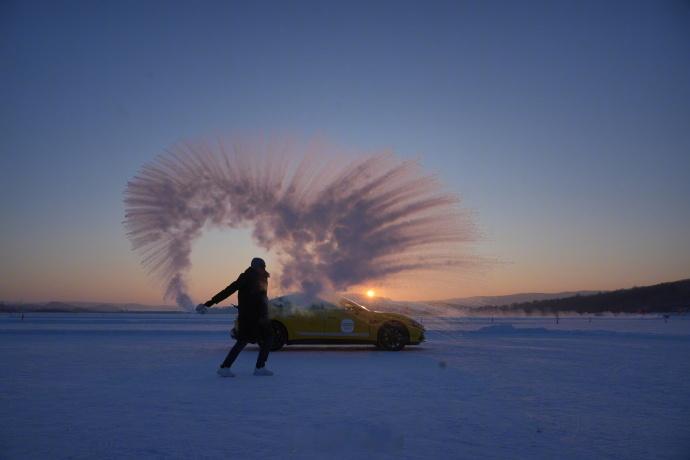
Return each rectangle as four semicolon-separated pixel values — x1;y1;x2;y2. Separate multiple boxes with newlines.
123;139;478;310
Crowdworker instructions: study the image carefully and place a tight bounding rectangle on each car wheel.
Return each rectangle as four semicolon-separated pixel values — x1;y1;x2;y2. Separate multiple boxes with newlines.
377;322;408;351
270;321;287;351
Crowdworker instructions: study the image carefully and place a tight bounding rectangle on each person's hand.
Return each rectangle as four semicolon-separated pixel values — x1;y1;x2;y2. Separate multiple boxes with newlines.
195;304;208;314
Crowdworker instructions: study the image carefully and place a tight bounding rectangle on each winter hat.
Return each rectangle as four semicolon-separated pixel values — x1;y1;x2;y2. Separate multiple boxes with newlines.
251;257;266;269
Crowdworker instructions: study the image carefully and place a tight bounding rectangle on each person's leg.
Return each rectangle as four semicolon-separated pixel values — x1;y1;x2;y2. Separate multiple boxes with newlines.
255;321;273;369
221;340;247;368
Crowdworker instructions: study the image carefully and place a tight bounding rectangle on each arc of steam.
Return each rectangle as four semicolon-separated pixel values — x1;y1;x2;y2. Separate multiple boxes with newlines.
123;139;477;309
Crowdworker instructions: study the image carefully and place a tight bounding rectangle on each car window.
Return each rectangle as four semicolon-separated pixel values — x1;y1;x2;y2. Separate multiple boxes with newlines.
317;301;340;311
269;295;340;312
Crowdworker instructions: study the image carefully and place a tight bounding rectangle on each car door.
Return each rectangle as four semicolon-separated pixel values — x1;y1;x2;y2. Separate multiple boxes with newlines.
291;302;326;339
323;304;371;340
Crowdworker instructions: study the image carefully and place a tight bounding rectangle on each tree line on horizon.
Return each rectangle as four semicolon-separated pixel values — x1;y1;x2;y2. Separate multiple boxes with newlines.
472;279;690;315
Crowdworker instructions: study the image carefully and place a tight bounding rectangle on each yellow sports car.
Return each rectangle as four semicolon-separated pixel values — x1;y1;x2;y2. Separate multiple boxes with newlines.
232;294;425;351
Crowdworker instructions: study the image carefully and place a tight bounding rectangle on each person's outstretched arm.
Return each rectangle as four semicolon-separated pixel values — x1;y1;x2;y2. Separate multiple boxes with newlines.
204;273;246;307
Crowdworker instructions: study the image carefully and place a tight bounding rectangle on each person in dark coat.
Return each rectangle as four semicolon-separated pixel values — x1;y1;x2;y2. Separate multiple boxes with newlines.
197;257;274;377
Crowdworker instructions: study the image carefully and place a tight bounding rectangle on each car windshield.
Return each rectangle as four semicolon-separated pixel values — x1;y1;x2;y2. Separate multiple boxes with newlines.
340;298;371;312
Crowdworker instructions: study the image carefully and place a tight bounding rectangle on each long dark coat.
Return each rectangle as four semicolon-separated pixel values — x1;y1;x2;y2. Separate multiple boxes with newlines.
206;266;269;342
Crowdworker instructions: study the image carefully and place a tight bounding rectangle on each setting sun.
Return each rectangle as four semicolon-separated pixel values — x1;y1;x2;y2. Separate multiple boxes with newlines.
366;289;375;298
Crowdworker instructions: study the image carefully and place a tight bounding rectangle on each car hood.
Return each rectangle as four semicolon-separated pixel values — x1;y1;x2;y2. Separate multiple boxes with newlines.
373;311;420;326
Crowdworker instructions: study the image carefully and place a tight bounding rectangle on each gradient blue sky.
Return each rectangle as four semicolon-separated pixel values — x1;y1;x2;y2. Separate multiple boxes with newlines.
2;0;689;303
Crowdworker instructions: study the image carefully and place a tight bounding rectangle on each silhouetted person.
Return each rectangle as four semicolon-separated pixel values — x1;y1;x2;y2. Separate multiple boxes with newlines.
197;257;274;377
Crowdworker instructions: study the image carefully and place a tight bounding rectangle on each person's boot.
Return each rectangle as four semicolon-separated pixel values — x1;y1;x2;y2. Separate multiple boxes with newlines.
217;367;236;377
253;367;273;376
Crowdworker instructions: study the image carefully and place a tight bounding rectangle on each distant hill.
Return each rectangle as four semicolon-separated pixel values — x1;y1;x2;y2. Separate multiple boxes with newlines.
430;291;599;308
0;301;180;313
347;280;690;316
0;300;238;314
345;290;600;316
471;279;690;315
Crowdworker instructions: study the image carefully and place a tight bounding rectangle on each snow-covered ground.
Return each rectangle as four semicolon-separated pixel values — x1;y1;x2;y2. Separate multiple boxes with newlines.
1;313;689;459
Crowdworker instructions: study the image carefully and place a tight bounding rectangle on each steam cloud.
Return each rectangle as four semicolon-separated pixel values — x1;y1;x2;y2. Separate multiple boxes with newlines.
123;139;477;310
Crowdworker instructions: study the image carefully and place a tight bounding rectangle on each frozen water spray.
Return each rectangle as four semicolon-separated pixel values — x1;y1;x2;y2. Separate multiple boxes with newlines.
123;139;478;310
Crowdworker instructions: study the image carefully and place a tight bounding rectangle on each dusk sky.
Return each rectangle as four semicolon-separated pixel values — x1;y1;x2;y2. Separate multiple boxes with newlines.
2;0;689;304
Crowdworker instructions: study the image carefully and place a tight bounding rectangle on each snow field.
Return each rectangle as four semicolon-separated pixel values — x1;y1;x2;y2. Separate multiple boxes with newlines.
1;314;689;459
